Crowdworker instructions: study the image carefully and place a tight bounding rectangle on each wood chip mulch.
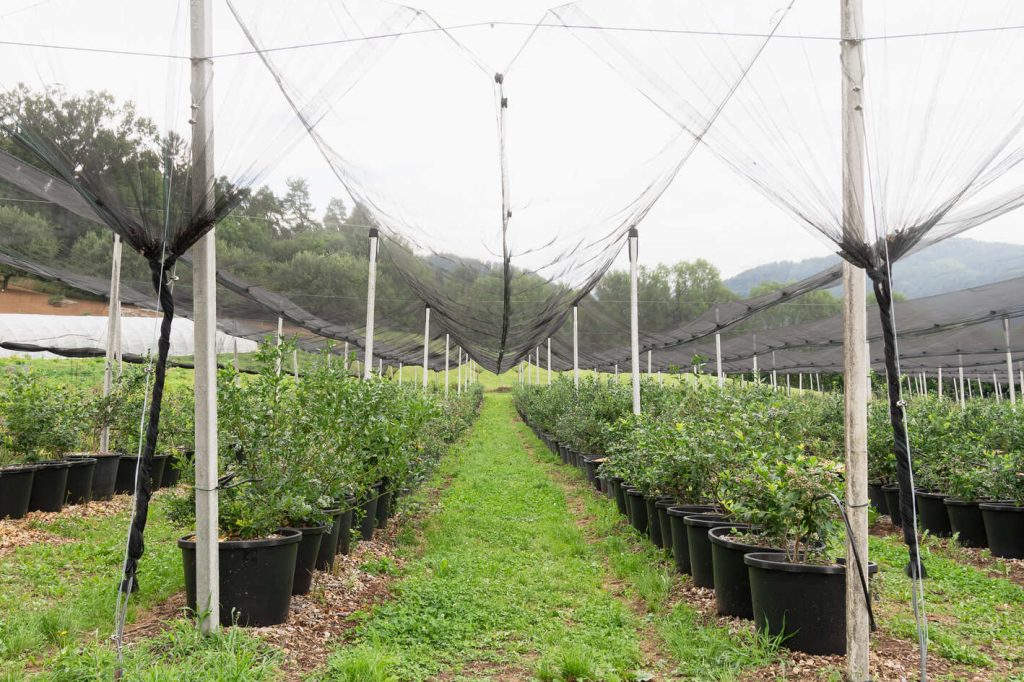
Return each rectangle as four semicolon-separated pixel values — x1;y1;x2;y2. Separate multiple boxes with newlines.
0;495;133;557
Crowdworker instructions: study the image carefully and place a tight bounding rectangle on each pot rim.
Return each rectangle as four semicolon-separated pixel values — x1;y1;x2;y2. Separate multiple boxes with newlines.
0;464;40;474
916;491;948;500
743;551;878;575
979;502;1024;513
33;460;72;470
667;504;718;517
64;457;98;467
682;513;733;528
284;524;330;535
178;527;302;550
943;498;985;507
881;483;901;491
708;525;777;553
67;451;122;460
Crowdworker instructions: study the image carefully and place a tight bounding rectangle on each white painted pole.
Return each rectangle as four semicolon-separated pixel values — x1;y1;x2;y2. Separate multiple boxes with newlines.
573;305;580;391
771;351;778;391
422;306;430;390
786;373;791;396
994;372;1001;403
977;376;984;399
1005;318;1016;405
628;228;641;415
190;0;218;634
547;338;551;386
444;334;450;396
292;349;299;382
275;316;283;377
647;349;652;376
799;373;803;391
959;355;966;409
100;234;122;453
752;333;759;384
378;358;382;376
841;0;870;672
343;341;349;372
364;229;379;380
398;362;403;385
457;348;462;395
968;371;974;399
937;367;943;399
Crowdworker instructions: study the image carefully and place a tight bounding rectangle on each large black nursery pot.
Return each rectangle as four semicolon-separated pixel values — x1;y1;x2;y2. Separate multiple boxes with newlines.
358;482;383;541
289;524;329;595
115;454;167;494
557;443;569;465
63;456;96;505
979;503;1024;559
745;552;878;656
667;505;718;575
624;488;648;535
335;497;358;556
684;513;732;588
709;526;774;619
315;507;344;572
179;528;302;627
582;456;601;490
610;478;627;516
375;478;393;531
72;452;120;501
882;484;902;527
916;491;952;537
161;450;192;488
644;496;666;548
27;460;72;513
0;465;36;519
654;499;676;552
867;482;886;512
944;498;989;548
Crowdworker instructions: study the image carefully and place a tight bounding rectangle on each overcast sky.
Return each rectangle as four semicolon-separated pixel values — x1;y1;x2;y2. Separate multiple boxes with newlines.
2;0;1023;279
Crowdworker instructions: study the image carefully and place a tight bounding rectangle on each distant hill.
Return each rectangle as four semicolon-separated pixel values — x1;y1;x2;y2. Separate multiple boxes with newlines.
724;238;1024;299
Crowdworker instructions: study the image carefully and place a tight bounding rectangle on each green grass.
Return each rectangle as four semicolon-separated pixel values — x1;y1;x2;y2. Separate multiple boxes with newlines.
321;392;646;681
869;533;1024;672
0;494;187;676
522;424;785;681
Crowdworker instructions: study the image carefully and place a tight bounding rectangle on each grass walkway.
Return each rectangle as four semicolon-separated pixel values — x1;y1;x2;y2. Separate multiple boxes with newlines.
323;392;648;681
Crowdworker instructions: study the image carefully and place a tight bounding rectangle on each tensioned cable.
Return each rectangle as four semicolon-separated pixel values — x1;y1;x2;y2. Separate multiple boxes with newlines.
5;22;1024;61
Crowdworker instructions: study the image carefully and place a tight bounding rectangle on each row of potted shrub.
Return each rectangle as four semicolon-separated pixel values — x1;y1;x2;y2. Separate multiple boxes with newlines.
0;362;195;519
165;341;484;626
516;378;872;656
866;396;1024;558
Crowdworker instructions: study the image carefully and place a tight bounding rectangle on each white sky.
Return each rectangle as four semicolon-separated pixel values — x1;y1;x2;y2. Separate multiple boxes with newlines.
1;0;1023;279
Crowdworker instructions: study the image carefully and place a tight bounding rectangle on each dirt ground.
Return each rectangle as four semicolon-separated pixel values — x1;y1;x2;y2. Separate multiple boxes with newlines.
0;284;155;317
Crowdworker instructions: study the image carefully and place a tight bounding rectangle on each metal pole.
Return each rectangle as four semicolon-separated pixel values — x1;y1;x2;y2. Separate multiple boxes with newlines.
841;0;870;673
275;317;283;377
573;305;579;391
343;341;349;372
994;372;1001;403
457;348;462;395
364;229;378;379
752;333;759;384
190;0;218;634
422;306;430;390
1005;318;1016;405
292;349;299;382
547;338;551;385
937;367;942;399
444;334;450;396
977;376;984;399
771;351;778;391
647;349;652;376
628;227;641;415
100;234;122;453
398;362;403;385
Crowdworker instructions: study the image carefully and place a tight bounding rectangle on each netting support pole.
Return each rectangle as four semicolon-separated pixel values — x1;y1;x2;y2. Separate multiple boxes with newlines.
444;334;450;396
786;373;791;396
937;367;942;399
364;228;379;379
292;349;299;383
457;348;462;395
275;317;283;377
628;227;641;415
958;356;966;409
842;0;870;675
799;373;803;391
752;334;759;384
101;234;123;453
647;350;652;376
344;341;349;372
398;362;403;386
1004;318;1016;406
994;372;1001;403
547;338;551;386
190;0;219;636
573;305;580;392
771;351;778;391
422;305;430;390
977;376;983;399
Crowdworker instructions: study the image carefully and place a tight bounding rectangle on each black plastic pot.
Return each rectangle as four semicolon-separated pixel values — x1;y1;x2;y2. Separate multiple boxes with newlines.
645;496;664;548
944;498;989;548
654;499;676;553
980;503;1024;559
0;465;36;520
288;524;328;595
115;455;168;495
867;482;886;512
582;456;601;490
557;443;569;465
666;505;718;575
882;484;902;527
179;528;302;627
315;508;344;572
709;526;773;619
63;457;96;505
358;483;382;541
684;513;732;588
745;552;878;656
916;491;952;537
610;478;627;516
79;453;120;501
28;461;71;512
375;478;393;531
162;450;192;488
625;488;648;535
335;498;357;556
